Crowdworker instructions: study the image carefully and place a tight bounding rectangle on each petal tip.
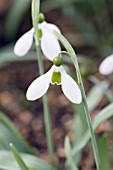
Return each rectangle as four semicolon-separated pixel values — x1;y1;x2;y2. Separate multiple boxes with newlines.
99;55;113;75
69;89;82;104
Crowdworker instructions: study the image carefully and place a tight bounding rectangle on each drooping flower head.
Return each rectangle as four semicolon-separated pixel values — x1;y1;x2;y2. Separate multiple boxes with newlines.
99;54;113;75
14;13;61;61
26;56;82;104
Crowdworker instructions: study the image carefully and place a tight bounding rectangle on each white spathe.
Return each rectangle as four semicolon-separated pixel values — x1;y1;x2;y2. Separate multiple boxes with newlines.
99;54;113;75
14;22;61;61
26;65;82;104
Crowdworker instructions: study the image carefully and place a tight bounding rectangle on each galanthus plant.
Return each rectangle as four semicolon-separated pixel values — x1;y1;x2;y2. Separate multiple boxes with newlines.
14;14;61;61
11;0;102;169
99;54;113;75
26;56;82;104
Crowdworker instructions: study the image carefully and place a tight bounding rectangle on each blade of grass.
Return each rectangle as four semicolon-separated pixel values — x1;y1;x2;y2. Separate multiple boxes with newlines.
10;144;29;170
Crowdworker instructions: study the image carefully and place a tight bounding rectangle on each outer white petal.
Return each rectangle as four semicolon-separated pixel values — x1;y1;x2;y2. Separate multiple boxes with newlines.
14;28;34;56
61;67;82;104
47;23;61;34
99;54;113;75
41;33;61;61
40;22;61;61
26;66;54;101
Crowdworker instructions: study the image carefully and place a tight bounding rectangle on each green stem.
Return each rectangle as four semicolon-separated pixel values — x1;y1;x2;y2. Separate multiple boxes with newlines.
73;58;101;170
36;46;54;164
54;32;101;170
31;0;54;165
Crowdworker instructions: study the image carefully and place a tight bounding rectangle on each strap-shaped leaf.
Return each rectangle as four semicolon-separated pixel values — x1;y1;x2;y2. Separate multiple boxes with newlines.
0;150;52;170
72;103;113;156
65;137;78;170
97;135;110;170
0;113;33;154
10;144;29;170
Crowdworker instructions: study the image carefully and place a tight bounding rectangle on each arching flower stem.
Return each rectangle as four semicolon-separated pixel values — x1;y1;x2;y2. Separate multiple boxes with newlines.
32;0;55;166
54;31;101;170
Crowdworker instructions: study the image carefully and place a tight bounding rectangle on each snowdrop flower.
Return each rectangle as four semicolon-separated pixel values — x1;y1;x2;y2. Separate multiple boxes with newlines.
99;54;113;75
14;14;61;61
26;56;82;104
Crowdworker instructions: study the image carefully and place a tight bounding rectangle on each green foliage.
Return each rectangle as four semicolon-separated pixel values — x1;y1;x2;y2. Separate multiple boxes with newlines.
97;135;110;170
65;137;78;170
0;112;33;154
5;0;31;41
0;151;52;170
1;0;113;169
10;144;29;170
72;103;113;156
87;80;110;112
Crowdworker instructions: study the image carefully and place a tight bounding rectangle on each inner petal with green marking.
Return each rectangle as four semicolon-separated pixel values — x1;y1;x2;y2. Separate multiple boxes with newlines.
38;29;43;38
51;71;61;84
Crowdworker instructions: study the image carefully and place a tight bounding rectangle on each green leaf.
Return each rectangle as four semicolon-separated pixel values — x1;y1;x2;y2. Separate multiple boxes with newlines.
5;0;31;40
87;81;110;112
0;112;33;154
0;45;36;65
10;144;29;170
89;76;113;103
65;137;78;170
62;5;98;45
72;102;88;165
72;103;113;156
97;135;110;170
0;150;52;170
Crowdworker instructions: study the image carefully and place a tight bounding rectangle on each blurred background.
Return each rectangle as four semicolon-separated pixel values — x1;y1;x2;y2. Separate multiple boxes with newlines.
0;0;113;170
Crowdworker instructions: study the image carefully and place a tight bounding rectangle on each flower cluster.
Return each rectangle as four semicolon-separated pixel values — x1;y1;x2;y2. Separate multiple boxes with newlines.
14;14;82;104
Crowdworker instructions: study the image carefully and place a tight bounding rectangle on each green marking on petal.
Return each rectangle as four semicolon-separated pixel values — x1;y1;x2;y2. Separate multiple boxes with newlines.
38;29;42;38
51;71;61;84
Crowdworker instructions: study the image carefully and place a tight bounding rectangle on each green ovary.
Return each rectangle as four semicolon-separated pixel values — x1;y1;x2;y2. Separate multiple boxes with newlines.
51;71;61;84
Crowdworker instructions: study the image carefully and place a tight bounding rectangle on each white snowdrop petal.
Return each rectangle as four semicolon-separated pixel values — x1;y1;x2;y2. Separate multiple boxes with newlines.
14;28;34;56
47;23;61;34
99;54;113;75
26;74;50;101
41;31;61;61
61;73;82;104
